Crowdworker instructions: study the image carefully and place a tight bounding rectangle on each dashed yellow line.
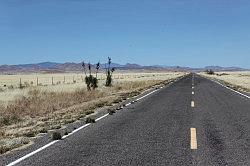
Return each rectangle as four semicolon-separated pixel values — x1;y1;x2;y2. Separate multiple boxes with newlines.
190;128;197;149
191;101;195;107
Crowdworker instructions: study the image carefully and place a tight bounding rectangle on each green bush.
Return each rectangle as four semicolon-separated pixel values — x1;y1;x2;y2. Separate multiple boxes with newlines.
85;75;98;91
206;69;215;75
82;61;100;91
108;109;116;115
85;117;96;124
51;131;62;140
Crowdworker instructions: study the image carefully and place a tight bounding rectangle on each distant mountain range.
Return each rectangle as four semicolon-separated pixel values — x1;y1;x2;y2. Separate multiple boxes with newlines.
0;62;248;74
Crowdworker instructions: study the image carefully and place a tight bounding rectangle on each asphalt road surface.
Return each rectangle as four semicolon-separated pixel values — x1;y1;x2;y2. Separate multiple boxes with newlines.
2;74;250;166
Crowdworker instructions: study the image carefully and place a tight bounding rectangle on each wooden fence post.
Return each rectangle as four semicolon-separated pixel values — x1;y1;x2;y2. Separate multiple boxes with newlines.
19;78;22;88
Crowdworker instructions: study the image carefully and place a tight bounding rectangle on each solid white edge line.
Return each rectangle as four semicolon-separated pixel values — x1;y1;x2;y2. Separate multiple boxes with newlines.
8;75;190;165
63;123;91;138
95;113;109;121
217;81;250;99
136;89;158;101
7;79;175;166
6;141;58;166
207;78;250;99
7;113;110;166
71;123;90;134
125;103;131;107
132;75;189;102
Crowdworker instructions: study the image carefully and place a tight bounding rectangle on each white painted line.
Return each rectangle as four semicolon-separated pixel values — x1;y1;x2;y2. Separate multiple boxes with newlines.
211;79;250;99
63;123;91;138
6;141;58;166
136;89;158;101
191;101;195;107
6;78;179;166
192;91;194;95
7;113;109;166
190;128;197;149
125;103;131;107
198;75;250;99
95;113;109;121
192;86;194;89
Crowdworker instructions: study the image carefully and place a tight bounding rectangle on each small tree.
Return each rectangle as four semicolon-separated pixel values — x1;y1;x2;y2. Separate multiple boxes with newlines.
105;57;115;86
82;61;99;90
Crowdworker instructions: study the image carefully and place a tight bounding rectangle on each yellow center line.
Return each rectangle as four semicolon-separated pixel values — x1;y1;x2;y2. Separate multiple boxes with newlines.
190;128;197;149
191;101;195;107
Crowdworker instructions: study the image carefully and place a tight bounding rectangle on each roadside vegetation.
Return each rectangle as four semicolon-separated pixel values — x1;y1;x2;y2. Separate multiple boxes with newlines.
105;57;115;87
0;71;185;154
201;71;250;93
205;69;215;75
82;61;99;91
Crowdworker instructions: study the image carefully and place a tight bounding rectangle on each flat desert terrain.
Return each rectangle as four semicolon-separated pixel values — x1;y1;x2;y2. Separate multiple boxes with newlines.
200;71;250;93
0;72;185;104
0;71;185;154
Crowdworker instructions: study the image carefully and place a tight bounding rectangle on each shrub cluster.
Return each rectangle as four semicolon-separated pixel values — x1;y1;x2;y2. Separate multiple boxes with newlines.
51;131;62;140
108;108;116;115
82;62;100;91
82;57;115;90
206;69;215;75
85;117;96;124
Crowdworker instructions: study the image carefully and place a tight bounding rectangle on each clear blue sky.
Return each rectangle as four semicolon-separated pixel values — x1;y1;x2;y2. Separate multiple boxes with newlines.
0;0;250;68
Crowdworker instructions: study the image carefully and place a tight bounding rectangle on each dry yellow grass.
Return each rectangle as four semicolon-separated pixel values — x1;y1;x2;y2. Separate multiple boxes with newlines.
0;72;184;104
199;71;250;93
0;71;186;154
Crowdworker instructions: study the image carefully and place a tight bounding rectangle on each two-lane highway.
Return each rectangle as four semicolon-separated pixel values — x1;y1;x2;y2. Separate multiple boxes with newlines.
2;74;250;166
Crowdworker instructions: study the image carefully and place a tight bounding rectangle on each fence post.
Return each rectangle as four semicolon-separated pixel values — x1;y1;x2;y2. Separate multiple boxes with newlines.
37;77;38;86
52;77;54;85
19;78;22;88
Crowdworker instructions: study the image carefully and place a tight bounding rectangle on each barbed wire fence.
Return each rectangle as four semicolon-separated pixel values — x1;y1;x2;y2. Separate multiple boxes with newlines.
0;73;169;90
